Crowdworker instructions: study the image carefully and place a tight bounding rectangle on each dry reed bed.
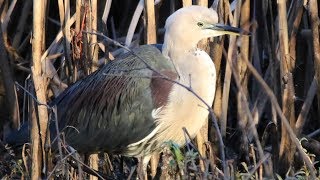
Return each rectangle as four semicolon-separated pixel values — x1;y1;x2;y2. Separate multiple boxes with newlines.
0;0;319;179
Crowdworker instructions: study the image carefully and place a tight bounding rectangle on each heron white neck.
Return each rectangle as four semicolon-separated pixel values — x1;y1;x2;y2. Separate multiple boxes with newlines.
162;33;199;62
157;38;217;146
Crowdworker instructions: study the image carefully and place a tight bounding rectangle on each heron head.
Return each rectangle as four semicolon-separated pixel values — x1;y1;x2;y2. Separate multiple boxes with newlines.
164;6;246;46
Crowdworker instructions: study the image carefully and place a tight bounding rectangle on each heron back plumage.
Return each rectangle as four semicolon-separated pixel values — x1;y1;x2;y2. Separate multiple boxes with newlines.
54;45;177;156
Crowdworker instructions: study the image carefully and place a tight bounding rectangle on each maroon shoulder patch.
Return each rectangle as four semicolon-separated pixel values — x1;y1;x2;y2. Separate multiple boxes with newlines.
150;70;178;109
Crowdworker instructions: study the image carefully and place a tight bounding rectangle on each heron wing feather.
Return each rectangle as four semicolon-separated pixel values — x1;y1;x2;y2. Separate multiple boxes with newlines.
53;45;176;154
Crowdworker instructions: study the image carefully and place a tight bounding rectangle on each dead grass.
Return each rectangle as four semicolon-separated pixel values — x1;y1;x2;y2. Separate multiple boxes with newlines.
0;0;319;179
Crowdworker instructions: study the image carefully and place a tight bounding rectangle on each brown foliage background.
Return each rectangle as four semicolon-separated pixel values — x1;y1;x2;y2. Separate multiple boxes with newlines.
0;0;319;179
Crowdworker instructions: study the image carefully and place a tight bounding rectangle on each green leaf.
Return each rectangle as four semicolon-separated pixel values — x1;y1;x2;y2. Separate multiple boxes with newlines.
165;141;184;163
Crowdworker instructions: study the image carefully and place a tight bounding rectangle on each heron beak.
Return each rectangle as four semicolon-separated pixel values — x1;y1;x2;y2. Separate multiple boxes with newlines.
206;24;250;36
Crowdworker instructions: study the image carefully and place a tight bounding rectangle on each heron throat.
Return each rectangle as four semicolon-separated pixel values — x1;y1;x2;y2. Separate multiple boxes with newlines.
162;32;200;63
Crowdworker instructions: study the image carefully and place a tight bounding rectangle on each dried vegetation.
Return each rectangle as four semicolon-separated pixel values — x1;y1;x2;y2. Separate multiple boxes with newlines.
0;0;319;179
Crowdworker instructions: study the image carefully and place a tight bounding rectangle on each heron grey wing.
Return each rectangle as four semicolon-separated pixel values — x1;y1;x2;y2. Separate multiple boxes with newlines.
54;45;177;154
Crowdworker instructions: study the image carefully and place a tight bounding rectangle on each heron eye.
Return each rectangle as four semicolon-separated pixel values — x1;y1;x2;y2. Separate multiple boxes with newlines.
197;22;204;27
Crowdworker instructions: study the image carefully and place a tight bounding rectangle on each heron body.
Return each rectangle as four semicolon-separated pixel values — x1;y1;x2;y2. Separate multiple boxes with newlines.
56;45;179;155
57;43;216;155
6;5;243;171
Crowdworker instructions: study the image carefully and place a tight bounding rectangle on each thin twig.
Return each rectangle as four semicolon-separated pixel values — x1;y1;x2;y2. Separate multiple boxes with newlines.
127;166;136;180
307;129;320;138
295;77;318;136
125;0;144;47
15;82;51;109
221;0;240;138
52;106;65;176
1;0;17;32
222;48;268;176
241;54;316;178
0;28;20;129
47;149;76;179
102;0;112;24
65;147;107;180
12;0;32;48
246;153;271;180
309;0;320;120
